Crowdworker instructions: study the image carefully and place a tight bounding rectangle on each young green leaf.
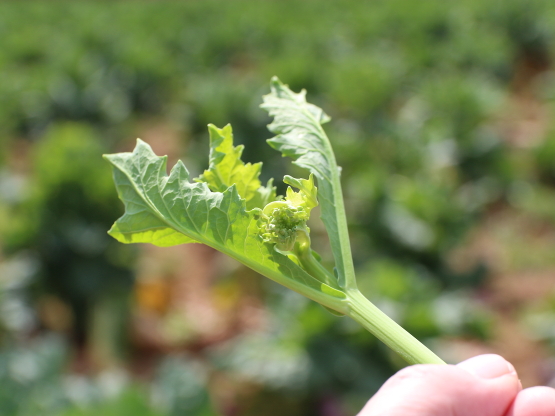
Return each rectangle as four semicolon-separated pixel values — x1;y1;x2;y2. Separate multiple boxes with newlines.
283;174;318;212
261;77;356;290
197;124;276;210
104;138;347;312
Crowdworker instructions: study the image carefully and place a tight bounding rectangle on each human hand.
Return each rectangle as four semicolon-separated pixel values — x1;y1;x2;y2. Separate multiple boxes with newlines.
358;354;555;416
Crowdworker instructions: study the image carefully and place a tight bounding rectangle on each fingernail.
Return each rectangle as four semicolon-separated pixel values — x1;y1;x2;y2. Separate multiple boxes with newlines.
457;354;517;379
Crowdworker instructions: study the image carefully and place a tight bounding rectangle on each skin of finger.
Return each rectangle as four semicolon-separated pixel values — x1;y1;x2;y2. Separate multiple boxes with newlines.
358;364;520;416
505;387;555;416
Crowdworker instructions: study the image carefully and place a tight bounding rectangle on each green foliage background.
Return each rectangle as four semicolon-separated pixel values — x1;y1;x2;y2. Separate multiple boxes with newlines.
2;1;555;415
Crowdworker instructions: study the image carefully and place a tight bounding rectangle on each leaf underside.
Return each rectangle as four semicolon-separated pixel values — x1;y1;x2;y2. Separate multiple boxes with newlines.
261;77;355;289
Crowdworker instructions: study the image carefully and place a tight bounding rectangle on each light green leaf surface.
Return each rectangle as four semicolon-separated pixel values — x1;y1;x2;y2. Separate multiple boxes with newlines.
261;77;357;290
197;124;276;210
104;139;347;310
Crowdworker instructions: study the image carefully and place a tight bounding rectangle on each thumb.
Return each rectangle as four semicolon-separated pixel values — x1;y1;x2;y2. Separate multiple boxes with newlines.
359;354;521;416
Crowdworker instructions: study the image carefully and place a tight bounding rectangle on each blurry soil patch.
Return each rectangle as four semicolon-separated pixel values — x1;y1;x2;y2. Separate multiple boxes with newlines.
450;208;555;387
448;48;555;387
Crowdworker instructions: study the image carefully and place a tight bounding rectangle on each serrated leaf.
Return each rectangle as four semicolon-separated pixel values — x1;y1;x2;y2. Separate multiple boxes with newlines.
261;77;357;290
104;139;347;310
197;124;276;210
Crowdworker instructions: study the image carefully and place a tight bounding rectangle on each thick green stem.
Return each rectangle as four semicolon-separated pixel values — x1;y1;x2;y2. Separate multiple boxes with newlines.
295;237;444;364
291;230;444;365
347;289;445;365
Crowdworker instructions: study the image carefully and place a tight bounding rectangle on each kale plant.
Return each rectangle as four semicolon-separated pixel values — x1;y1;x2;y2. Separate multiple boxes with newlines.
104;78;444;365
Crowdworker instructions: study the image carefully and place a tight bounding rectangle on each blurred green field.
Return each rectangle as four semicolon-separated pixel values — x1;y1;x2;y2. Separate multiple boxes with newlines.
3;1;555;415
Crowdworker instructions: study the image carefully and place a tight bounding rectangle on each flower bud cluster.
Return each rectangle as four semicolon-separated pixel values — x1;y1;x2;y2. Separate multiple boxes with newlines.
259;202;309;252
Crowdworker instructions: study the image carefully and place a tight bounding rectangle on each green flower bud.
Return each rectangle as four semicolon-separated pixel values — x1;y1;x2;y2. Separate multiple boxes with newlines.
258;203;310;252
258;174;317;253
